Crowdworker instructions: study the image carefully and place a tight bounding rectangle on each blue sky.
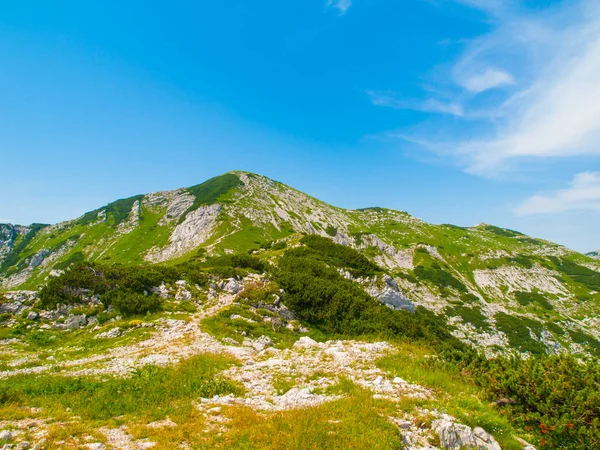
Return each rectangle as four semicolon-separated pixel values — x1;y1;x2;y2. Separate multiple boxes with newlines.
0;0;599;252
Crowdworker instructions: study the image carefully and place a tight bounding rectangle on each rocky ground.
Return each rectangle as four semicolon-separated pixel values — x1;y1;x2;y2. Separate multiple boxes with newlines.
0;282;536;450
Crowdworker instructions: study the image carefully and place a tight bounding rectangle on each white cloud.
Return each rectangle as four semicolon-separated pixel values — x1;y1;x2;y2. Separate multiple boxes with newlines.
457;67;515;93
367;90;465;116
376;0;600;176
327;0;352;15
515;172;600;215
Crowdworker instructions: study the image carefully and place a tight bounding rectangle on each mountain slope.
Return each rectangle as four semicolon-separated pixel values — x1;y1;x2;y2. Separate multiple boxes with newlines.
2;170;600;356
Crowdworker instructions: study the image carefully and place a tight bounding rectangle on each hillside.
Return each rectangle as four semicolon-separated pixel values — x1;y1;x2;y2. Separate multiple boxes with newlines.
2;171;600;357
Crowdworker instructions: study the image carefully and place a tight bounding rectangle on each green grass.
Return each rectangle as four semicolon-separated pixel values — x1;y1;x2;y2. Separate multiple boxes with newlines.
77;195;144;227
0;353;241;421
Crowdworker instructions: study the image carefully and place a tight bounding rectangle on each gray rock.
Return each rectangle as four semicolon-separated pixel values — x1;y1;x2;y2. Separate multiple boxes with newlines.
367;275;415;313
16;442;30;449
84;444;106;450
223;279;242;294
432;419;501;450
26;311;38;321
0;301;23;315
252;335;274;352
66;314;87;330
0;430;11;441
29;249;50;268
95;327;122;339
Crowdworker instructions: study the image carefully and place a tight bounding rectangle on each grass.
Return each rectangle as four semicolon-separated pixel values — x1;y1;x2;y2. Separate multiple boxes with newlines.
0;353;242;421
196;383;403;450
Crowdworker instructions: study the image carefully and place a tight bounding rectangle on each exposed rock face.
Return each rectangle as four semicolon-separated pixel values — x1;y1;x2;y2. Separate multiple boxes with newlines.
66;314;87;330
432;417;501;450
367;275;415;313
588;250;600;259
0;224;17;265
146;204;221;262
161;190;195;224
361;234;414;270
474;265;567;297
117;200;141;234
29;249;50;268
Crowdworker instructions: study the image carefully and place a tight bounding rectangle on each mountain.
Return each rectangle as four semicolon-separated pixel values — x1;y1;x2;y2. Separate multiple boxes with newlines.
3;171;600;449
588;250;600;259
2;170;600;357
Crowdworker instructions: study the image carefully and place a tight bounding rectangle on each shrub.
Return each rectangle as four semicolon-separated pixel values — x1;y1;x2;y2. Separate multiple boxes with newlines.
466;354;600;449
514;291;553;310
494;312;546;354
414;266;467;294
325;225;338;236
107;291;162;316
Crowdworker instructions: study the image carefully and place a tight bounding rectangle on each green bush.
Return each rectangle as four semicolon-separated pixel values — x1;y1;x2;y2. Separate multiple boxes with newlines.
494;312;546;354
107;291;162;316
514;291;553;310
296;234;380;277
414;266;467;294
465;354;600;449
550;257;600;289
325;225;338;236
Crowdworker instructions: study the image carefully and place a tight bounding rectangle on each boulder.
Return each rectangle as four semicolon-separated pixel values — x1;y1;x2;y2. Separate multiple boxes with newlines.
0;430;12;441
432;419;501;450
95;327;122;339
66;314;87;330
252;335;274;352
223;279;242;294
293;336;320;349
27;311;39;321
367;275;415;313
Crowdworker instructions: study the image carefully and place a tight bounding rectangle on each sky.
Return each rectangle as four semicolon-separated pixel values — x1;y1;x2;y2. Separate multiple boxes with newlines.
0;0;599;253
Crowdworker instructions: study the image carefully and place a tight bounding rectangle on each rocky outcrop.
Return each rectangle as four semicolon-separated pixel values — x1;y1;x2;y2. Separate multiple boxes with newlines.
366;275;415;313
432;416;501;450
146;204;221;262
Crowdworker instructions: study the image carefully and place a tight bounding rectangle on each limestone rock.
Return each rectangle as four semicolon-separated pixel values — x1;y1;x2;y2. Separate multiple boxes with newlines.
432;418;501;450
366;275;415;313
96;327;122;339
0;430;12;441
252;335;274;352
66;314;87;330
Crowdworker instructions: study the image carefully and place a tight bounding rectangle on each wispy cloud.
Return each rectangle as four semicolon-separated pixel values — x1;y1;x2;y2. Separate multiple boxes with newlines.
327;0;352;16
373;0;600;176
457;67;515;93
515;172;600;215
367;90;465;116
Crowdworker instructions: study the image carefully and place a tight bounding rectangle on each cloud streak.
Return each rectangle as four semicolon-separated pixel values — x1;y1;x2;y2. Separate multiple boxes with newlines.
515;172;600;215
327;0;352;15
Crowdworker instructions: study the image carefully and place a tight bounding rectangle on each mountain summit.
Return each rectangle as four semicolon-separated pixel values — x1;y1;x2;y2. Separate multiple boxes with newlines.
2;171;600;356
